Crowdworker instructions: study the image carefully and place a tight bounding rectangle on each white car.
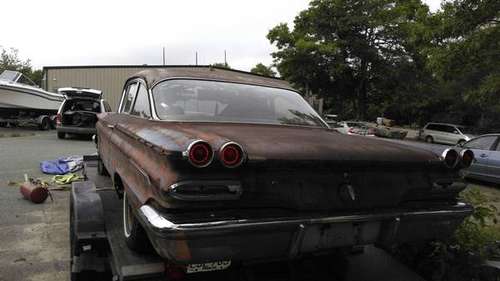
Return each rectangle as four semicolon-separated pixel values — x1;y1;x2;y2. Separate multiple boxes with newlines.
419;122;475;146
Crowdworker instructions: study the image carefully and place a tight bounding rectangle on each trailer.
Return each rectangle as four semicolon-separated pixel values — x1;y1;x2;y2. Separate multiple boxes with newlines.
70;155;428;281
0;108;55;130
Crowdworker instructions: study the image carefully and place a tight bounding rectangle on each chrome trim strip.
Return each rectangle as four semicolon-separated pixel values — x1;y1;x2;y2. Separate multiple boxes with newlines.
138;202;472;235
167;180;243;201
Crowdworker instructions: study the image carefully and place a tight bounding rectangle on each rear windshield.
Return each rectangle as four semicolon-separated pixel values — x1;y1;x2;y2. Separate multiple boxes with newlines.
151;79;326;127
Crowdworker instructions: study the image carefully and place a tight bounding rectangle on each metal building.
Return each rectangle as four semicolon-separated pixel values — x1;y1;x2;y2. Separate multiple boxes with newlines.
42;65;182;111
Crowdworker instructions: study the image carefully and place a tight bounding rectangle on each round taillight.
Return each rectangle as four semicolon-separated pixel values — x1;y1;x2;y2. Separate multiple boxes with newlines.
460;149;474;168
186;140;213;168
441;148;459;168
219;142;245;168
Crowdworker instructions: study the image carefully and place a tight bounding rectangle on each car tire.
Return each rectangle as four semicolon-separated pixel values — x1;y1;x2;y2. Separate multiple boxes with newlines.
39;117;51;131
425;136;434;143
123;192;153;253
57;132;65;139
457;139;466;146
97;158;109;176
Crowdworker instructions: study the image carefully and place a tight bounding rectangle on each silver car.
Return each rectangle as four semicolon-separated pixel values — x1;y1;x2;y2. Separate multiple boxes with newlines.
459;134;500;184
419;122;474;145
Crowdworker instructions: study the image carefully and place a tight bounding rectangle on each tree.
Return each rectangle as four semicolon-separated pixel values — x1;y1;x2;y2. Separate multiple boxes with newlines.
0;46;43;86
250;63;276;77
267;0;433;120
425;0;500;128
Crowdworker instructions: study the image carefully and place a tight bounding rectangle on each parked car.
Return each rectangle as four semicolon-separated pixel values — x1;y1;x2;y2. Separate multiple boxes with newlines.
419;122;475;145
56;87;111;139
336;121;375;136
458;134;500;184
96;67;472;271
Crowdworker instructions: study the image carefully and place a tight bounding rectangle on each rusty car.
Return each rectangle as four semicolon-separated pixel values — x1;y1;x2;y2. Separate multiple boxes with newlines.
95;66;474;272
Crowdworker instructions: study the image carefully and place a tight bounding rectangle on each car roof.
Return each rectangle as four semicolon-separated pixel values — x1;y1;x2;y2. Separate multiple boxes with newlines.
128;66;294;90
425;122;463;127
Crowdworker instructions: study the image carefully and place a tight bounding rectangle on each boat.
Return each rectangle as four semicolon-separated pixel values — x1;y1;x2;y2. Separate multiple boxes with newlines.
0;70;63;114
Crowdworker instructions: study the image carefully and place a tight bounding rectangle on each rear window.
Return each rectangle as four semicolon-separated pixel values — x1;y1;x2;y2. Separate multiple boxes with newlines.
151;79;326;127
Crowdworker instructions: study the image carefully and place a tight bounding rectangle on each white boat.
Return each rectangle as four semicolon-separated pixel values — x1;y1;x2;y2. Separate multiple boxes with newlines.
0;70;63;112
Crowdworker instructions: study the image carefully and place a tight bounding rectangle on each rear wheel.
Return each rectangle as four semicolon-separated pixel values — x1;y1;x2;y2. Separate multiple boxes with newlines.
39;117;51;131
425;136;434;143
457;139;466;146
123;192;152;253
57;132;65;139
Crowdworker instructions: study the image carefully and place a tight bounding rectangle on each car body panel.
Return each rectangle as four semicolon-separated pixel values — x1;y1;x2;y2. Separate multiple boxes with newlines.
461;134;500;183
96;67;472;264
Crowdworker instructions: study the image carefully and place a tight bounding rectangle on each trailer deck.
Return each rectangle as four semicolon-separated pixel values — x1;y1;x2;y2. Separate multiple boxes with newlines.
71;156;427;281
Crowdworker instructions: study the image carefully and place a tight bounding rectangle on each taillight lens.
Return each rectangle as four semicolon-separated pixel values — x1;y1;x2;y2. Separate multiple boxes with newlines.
460;149;474;168
186;140;213;168
441;148;459;168
219;142;245;168
56;114;61;125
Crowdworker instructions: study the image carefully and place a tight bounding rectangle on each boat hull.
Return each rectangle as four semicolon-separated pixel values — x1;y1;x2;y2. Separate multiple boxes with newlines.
0;83;63;111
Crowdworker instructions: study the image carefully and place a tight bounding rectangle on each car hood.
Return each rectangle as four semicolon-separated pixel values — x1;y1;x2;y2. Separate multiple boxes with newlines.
103;115;441;166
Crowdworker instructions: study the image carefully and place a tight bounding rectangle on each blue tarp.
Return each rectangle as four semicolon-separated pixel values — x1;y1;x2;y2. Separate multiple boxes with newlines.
40;156;83;175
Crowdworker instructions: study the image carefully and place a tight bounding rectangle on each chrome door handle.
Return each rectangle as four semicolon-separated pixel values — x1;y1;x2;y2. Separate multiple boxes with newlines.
107;124;115;129
480;153;488;158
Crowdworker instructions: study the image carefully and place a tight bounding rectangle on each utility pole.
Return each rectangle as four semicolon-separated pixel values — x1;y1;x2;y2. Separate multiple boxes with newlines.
224;50;227;67
195;52;198;66
162;46;166;66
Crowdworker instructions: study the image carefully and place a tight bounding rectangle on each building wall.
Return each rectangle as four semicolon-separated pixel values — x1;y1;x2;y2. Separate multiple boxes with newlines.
44;66;154;111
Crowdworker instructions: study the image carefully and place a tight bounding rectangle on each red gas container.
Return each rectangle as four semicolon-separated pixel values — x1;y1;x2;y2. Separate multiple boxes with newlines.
20;182;48;204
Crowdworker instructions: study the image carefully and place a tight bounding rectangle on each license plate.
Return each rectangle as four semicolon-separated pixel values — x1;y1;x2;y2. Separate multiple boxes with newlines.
186;260;231;274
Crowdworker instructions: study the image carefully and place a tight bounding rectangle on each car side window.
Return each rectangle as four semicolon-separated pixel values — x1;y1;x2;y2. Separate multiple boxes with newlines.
426;124;437;131
130;83;151;118
121;82;138;113
465;136;497;150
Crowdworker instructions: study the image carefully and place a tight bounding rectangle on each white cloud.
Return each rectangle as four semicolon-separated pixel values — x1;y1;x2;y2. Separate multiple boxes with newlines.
1;0;443;71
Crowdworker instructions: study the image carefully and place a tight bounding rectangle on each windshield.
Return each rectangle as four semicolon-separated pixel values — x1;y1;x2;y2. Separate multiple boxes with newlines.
0;70;21;82
152;79;326;127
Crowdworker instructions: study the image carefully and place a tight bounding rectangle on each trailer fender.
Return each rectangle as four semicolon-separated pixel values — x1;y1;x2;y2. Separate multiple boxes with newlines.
71;181;107;255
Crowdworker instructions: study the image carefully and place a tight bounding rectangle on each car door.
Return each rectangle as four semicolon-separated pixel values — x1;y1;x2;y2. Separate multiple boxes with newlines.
101;81;139;172
462;135;498;177
488;137;500;182
441;125;457;145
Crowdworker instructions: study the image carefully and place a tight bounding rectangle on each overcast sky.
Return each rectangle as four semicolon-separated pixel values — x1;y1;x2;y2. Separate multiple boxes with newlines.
2;0;442;71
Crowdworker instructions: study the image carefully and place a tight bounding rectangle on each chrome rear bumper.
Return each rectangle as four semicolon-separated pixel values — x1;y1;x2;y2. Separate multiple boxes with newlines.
136;203;472;264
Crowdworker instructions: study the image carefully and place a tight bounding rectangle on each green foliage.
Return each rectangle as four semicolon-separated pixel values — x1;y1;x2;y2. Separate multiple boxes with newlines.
455;188;500;256
268;0;433;120
250;63;276;77
267;0;500;128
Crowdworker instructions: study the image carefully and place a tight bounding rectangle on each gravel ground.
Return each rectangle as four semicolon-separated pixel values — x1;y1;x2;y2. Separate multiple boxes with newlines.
0;128;95;281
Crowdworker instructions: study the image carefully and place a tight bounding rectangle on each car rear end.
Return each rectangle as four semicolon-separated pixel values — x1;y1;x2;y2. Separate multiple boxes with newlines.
56;88;104;138
124;123;474;266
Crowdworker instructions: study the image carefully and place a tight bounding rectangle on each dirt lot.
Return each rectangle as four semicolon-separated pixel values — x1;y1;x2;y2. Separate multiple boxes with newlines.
0;129;95;281
0;128;498;281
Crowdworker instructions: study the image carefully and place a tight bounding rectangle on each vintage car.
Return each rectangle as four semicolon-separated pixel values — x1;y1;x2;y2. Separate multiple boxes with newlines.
96;66;474;271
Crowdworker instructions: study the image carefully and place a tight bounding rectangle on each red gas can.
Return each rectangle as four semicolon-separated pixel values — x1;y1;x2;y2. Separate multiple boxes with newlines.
20;182;48;204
